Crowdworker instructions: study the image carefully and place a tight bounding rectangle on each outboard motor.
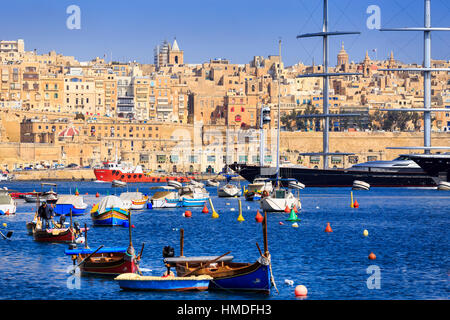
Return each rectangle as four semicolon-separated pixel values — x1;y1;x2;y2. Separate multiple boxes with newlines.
162;245;175;258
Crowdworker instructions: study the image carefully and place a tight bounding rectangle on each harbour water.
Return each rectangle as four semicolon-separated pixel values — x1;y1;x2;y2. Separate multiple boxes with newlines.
0;181;448;300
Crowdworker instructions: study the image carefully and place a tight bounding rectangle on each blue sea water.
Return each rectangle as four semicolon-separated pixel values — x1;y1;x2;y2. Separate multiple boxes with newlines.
0;181;448;300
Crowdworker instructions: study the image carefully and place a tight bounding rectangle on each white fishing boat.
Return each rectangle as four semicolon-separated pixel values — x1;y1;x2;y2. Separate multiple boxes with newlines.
179;185;209;207
437;181;450;191
120;192;148;210
149;186;181;208
206;179;220;187
112;180;127;188
218;184;241;197
352;180;370;191
260;188;301;212
0;188;16;215
188;179;205;188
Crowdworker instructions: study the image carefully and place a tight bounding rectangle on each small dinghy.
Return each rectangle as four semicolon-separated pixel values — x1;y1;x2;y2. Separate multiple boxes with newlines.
352;180;371;191
112;180;127;188
119;192;148;210
437;181;450;191
288;180;305;190
114;273;212;291
167;180;182;189
206;179;220;187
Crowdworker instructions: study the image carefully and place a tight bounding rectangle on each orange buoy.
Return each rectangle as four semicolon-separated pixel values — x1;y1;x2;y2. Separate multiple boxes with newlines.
279;221;284;225
353;200;359;208
255;210;263;223
202;204;209;214
75;191;79;196
293;205;298;213
325;222;333;233
284;205;290;213
85;192;88;195
294;285;308;297
95;192;100;198
369;252;376;260
184;210;192;218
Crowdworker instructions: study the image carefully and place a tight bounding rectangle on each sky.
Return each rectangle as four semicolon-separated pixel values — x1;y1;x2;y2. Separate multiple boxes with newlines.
1;0;449;67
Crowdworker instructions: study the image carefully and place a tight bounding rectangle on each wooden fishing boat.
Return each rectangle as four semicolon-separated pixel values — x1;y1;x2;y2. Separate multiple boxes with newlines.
66;246;140;275
114;273;212;291
65;216;143;276
91;195;130;227
33;227;79;243
164;215;274;294
33;213;86;243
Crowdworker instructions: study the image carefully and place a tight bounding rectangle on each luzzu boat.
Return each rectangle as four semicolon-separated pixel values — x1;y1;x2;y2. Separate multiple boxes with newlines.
91;195;130;227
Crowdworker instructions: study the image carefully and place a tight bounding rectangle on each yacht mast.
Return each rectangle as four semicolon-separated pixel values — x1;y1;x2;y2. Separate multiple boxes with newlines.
276;39;281;185
296;0;362;169
380;0;450;154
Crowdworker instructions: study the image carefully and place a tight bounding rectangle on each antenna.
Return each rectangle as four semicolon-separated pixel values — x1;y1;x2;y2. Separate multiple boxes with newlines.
296;0;362;169
379;0;450;154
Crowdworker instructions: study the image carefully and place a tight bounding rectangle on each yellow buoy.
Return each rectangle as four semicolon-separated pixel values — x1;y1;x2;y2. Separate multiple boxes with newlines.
209;198;219;219
363;229;369;237
2;223;7;228
350;191;354;208
237;200;244;222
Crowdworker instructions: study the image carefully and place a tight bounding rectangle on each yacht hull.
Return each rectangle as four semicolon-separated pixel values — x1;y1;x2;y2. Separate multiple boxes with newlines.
231;164;435;188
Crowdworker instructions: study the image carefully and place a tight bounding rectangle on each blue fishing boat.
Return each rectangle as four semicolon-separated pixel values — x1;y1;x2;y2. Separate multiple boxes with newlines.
91;195;130;227
54;195;88;216
114;273;212;291
181;198;208;207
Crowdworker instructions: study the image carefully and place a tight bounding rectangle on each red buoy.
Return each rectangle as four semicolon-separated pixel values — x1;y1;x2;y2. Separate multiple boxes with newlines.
325;222;333;233
293;205;298;213
202;204;209;214
284;205;290;213
184;211;192;218
368;252;376;260
353;200;359;208
255;210;263;223
95;192;100;198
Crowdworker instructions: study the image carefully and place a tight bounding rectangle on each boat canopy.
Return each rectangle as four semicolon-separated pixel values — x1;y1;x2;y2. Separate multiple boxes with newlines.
120;192;144;201
56;195;85;206
0;194;12;205
97;195;127;213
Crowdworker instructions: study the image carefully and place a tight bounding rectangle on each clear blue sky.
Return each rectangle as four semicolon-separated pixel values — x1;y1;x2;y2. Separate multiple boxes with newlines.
1;0;449;66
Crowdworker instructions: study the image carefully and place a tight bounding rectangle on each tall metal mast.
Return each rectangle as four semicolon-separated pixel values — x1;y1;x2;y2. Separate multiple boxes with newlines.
276;39;281;185
380;0;450;153
296;0;362;169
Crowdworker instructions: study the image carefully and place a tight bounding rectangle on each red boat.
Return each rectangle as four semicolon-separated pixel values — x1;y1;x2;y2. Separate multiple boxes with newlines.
94;162;192;183
66;247;140;276
65;217;143;276
33;226;85;243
